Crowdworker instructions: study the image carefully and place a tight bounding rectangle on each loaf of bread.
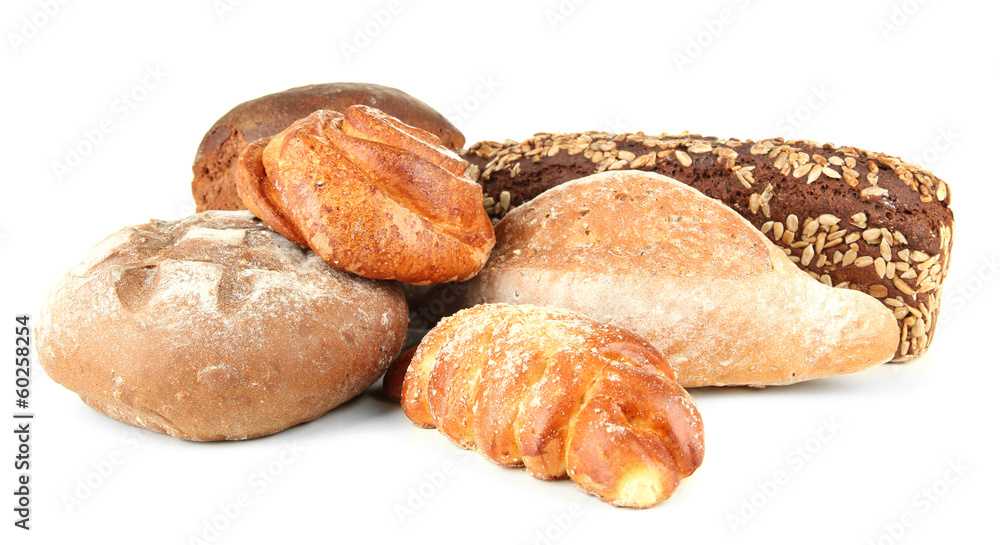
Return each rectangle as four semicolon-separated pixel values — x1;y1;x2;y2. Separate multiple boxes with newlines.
400;303;704;508
464;133;953;362
237;106;494;285
36;211;408;441
193;82;464;212
457;171;900;388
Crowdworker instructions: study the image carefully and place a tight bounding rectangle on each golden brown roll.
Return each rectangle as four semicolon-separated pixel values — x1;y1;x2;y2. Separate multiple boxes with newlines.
400;303;705;508
237;105;494;285
193;82;464;212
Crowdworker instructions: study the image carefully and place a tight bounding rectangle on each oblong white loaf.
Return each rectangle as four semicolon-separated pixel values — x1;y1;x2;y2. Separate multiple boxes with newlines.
458;171;899;387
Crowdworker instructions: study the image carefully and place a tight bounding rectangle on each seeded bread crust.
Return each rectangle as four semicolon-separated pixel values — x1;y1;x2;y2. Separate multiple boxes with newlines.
463;133;954;362
192;82;465;212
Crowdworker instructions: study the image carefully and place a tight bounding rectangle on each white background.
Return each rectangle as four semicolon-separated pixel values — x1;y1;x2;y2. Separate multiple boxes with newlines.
2;1;997;544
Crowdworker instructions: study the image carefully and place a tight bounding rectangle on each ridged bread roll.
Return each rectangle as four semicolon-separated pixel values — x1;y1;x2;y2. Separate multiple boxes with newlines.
193;82;464;212
236;106;494;285
458;171;900;388
401;303;704;508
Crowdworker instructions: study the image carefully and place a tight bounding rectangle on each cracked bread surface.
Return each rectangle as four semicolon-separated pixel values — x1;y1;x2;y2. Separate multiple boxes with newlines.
36;211;408;441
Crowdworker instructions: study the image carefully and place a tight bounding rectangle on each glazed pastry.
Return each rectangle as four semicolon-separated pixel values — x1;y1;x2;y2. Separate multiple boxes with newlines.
400;303;704;508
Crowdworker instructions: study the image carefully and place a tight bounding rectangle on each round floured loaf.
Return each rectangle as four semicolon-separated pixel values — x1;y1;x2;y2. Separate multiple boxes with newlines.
36;211;408;441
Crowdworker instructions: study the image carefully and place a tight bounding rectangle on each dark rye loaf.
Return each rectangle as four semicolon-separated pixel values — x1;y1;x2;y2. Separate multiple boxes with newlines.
463;132;954;362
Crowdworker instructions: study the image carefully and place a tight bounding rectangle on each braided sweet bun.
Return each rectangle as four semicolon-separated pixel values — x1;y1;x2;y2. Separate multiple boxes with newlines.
400;303;705;508
237;105;494;285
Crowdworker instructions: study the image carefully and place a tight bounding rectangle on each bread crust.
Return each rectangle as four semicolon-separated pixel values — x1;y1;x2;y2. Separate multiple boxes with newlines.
36;211;408;441
382;346;416;401
465;133;953;362
400;303;704;508
237;106;495;285
459;171;900;387
192;82;464;212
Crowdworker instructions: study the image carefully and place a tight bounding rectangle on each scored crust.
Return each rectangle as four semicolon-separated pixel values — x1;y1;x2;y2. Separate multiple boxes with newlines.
237;106;495;285
36;211;408;441
192;82;465;212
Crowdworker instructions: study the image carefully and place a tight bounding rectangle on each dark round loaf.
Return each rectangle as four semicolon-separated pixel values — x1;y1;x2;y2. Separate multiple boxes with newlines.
192;83;464;212
464;133;954;362
36;211;408;441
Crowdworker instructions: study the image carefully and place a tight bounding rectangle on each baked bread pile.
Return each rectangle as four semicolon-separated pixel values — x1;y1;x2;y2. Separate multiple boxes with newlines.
37;82;955;507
